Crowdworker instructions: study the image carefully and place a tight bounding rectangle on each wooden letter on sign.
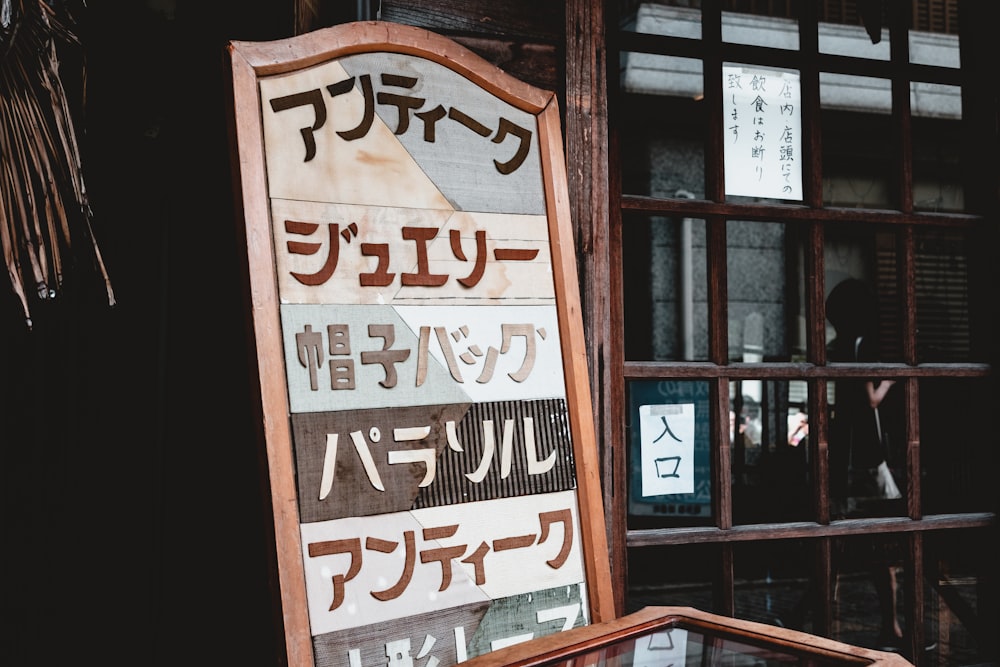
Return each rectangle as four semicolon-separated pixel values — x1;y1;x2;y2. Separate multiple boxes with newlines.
226;21;613;667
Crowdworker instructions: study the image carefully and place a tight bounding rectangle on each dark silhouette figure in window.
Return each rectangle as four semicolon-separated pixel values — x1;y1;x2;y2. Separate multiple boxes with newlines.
826;277;906;651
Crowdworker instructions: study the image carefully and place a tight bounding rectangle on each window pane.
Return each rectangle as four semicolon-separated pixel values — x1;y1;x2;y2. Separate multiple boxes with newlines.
909;4;961;68
833;534;909;652
827;371;907;521
824;223;903;363
620;52;704;101
821;76;893;208
624;213;708;361
819;17;890;60
915;229;972;362
627;380;713;528
626;544;718;615
624;3;701;39
920;379;992;514
731;380;812;526
722;11;798;50
821;72;893;114
619;56;706;198
734;541;814;633
913;94;965;212
728;220;806;363
826;365;906;521
925;528;995;666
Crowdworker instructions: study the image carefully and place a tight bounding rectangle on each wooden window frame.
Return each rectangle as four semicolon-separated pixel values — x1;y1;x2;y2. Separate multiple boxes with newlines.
574;0;999;659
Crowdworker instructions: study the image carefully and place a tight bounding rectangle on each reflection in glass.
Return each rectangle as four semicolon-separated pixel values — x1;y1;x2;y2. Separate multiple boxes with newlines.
550;621;850;666
727;220;805;363
909;7;960;68
825;305;906;521
618;53;705;199
913;85;964;213
721;10;798;49
821;72;893;115
818;16;890;59
824;223;902;363
833;535;908;653
826;367;906;521
735;541;814;634
627;380;712;528
821;75;893;209
915;230;972;362
824;229;906;522
731;380;812;526
925;529;993;666
623;214;708;361
620;51;703;102
626;544;717;615
621;3;701;40
920;379;991;515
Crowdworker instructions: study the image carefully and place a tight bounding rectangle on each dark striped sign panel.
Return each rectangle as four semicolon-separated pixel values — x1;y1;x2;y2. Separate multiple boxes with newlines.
293;399;577;523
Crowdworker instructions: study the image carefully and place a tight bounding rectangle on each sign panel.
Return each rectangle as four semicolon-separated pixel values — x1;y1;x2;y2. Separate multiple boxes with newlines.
723;64;802;201
227;21;612;667
628;381;712;518
638;403;696;496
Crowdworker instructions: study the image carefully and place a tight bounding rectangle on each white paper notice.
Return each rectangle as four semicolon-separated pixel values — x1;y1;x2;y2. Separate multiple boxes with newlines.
723;65;802;200
639;403;695;496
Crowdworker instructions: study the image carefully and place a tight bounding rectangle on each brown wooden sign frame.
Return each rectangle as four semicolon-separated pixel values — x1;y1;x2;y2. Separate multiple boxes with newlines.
227;21;613;667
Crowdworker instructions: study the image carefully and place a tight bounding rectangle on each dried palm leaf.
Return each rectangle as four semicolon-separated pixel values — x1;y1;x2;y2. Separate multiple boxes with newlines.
1;0;114;328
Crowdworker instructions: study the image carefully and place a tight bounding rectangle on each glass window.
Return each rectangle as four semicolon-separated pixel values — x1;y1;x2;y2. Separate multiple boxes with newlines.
734;541;815;633
627;544;718;615
915;229;972;362
833;534;909;653
820;73;893;116
731;380;812;526
909;2;960;68
625;3;701;40
824;223;903;363
627;380;713;528
925;528;994;665
620;52;704;102
727;220;805;363
618;56;706;198
609;4;994;663
827;371;907;521
821;77;894;209
819;19;890;60
920;378;992;515
624;214;708;362
722;10;798;50
913;83;964;213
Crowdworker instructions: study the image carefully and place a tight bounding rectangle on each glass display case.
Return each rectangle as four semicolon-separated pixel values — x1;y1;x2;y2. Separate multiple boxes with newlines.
460;607;912;667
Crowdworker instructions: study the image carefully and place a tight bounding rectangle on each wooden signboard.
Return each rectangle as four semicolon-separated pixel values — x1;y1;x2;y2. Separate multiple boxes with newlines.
226;21;613;667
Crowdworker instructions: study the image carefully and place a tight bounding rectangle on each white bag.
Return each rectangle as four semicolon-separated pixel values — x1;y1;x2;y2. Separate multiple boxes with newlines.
874;460;902;500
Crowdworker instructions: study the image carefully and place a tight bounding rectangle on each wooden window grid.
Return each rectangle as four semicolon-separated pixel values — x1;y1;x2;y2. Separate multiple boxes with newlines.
603;0;995;660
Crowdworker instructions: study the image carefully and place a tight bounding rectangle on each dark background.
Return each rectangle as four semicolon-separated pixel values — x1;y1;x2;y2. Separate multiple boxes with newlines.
2;2;294;663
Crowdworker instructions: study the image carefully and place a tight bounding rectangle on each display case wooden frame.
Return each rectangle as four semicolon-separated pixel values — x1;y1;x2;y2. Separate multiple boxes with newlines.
226;21;613;667
461;606;914;667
